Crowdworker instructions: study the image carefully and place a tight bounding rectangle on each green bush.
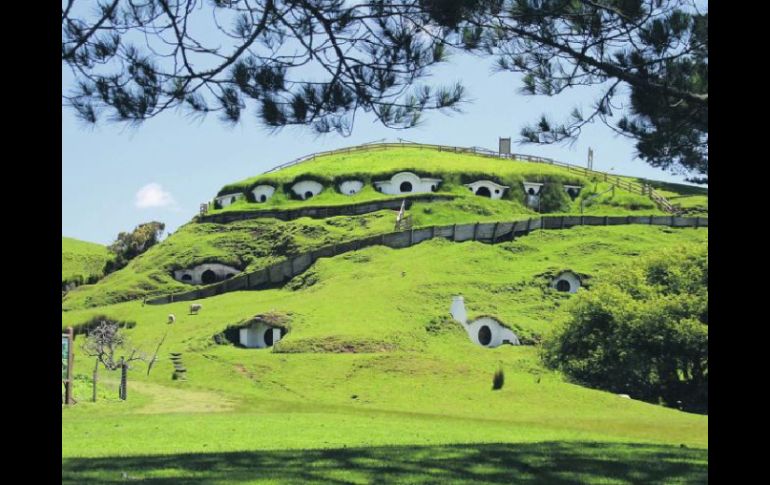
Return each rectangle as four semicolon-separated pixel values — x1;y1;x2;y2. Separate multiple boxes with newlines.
542;244;708;413
538;182;571;213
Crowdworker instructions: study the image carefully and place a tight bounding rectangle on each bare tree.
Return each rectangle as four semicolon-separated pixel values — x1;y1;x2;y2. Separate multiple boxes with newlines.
81;321;145;401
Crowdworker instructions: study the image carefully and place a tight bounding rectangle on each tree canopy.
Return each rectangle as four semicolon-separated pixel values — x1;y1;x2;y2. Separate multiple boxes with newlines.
106;221;166;273
62;0;707;182
542;243;708;413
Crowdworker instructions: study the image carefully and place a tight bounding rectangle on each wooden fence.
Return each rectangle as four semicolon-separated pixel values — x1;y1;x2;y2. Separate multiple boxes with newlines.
146;215;707;305
256;141;679;213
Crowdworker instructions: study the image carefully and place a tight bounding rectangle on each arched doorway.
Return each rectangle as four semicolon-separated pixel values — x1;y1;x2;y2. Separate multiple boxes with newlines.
304;191;314;200
399;181;413;192
476;186;492;198
201;269;217;284
528;187;536;195
181;274;192;282
556;280;571;292
264;328;274;346
478;325;492;346
259;194;267;202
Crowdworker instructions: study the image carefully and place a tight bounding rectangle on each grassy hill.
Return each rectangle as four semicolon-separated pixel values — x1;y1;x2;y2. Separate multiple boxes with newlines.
62;146;708;483
61;237;114;290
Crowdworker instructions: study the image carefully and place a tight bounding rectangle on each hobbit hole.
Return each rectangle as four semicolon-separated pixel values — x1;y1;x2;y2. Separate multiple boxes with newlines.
400;181;413;192
201;269;217;284
551;271;581;294
476;186;491;198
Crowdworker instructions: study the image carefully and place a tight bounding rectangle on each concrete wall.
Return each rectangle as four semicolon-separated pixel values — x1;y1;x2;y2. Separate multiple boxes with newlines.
239;322;284;348
291;180;324;200
551;271;580;294
173;263;241;285
251;185;275;203
215;193;245;208
339;180;364;195
465;317;520;348
374;172;441;195
464;180;509;200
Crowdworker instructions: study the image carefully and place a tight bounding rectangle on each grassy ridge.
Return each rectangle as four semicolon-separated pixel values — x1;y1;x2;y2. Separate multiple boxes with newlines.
62;237;114;288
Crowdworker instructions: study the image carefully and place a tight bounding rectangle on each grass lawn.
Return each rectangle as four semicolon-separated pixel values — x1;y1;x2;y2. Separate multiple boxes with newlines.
62;225;707;483
62;236;114;287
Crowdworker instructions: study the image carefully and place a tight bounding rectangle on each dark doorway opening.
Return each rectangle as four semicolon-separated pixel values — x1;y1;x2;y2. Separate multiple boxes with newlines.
181;274;192;282
528;188;536;195
230;196;237;204
556;280;571;292
478;325;492;346
201;270;217;284
476;186;492;198
399;181;413;192
260;194;267;202
264;328;274;346
304;191;314;199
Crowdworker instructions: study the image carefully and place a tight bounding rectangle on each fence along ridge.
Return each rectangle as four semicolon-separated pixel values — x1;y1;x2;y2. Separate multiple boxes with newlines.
254;141;681;214
146;215;707;305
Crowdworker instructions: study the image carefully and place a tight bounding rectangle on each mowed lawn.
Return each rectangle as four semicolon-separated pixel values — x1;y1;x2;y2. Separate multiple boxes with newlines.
62;225;707;483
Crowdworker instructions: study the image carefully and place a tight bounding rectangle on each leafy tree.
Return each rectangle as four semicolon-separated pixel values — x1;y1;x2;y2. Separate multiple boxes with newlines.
105;221;165;273
538;181;570;213
62;1;707;181
542;244;708;413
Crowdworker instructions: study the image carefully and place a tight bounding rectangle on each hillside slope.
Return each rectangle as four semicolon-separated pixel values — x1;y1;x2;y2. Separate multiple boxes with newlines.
61;237;113;290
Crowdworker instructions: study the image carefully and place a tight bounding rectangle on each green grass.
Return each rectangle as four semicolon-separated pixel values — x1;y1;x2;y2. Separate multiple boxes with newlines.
63;147;708;482
62;236;114;287
63;442;707;484
63;225;707;484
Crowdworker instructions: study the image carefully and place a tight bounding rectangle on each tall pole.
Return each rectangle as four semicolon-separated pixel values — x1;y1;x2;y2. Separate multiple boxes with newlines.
64;327;74;405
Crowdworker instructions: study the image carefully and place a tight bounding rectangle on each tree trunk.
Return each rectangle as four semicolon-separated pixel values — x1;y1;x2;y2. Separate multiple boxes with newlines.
92;359;99;402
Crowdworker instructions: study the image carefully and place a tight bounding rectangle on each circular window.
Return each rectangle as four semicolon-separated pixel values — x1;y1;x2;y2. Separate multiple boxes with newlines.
495;189;500;194
349;190;355;194
478;325;492;346
201;269;217;285
260;194;267;202
556;280;571;292
264;328;274;346
399;181;413;192
181;274;192;281
468;187;473;191
304;191;314;200
476;186;491;198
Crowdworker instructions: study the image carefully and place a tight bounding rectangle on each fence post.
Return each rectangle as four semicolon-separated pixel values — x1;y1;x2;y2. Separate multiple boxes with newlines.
695;217;700;228
560;216;565;229
526;218;532;233
649;215;653;225
473;222;479;240
604;216;608;226
670;215;675;226
491;222;499;243
409;229;414;246
453;224;458;241
580;215;584;226
431;225;436;239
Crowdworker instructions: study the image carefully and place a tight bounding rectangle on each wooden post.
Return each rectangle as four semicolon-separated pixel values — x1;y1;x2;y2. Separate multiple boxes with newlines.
430;225;436;240
92;359;99;403
695;217;700;228
473;222;479;240
604;216;608;226
560;216;565;229
64;327;74;405
453;224;458;241
409;228;414;246
119;357;127;401
491;222;499;243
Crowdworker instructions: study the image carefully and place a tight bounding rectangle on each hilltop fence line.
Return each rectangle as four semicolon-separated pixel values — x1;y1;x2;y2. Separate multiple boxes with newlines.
258;141;678;213
146;215;707;305
199;194;456;223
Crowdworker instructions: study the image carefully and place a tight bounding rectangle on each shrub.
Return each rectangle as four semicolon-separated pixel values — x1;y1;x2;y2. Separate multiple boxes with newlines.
538;181;571;213
492;368;505;390
542;244;708;413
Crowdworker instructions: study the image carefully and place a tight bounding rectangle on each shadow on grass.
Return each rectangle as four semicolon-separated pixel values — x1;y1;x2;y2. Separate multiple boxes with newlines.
63;441;707;484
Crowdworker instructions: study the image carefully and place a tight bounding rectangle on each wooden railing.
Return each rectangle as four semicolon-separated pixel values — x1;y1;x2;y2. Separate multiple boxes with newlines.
257;141;681;213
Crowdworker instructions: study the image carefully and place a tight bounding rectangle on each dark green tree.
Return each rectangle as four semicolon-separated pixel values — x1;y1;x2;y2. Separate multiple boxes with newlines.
62;1;707;181
105;221;165;273
542;244;708;413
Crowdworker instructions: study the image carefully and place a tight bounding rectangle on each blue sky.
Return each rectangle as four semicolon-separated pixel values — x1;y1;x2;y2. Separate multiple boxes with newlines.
63;51;697;245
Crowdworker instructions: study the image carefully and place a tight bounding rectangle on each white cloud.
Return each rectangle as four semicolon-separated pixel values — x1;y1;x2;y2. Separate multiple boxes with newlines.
135;183;176;209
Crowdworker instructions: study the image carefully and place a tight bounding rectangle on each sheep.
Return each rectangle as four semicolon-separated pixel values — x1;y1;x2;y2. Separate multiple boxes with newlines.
167;314;176;324
189;303;202;315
